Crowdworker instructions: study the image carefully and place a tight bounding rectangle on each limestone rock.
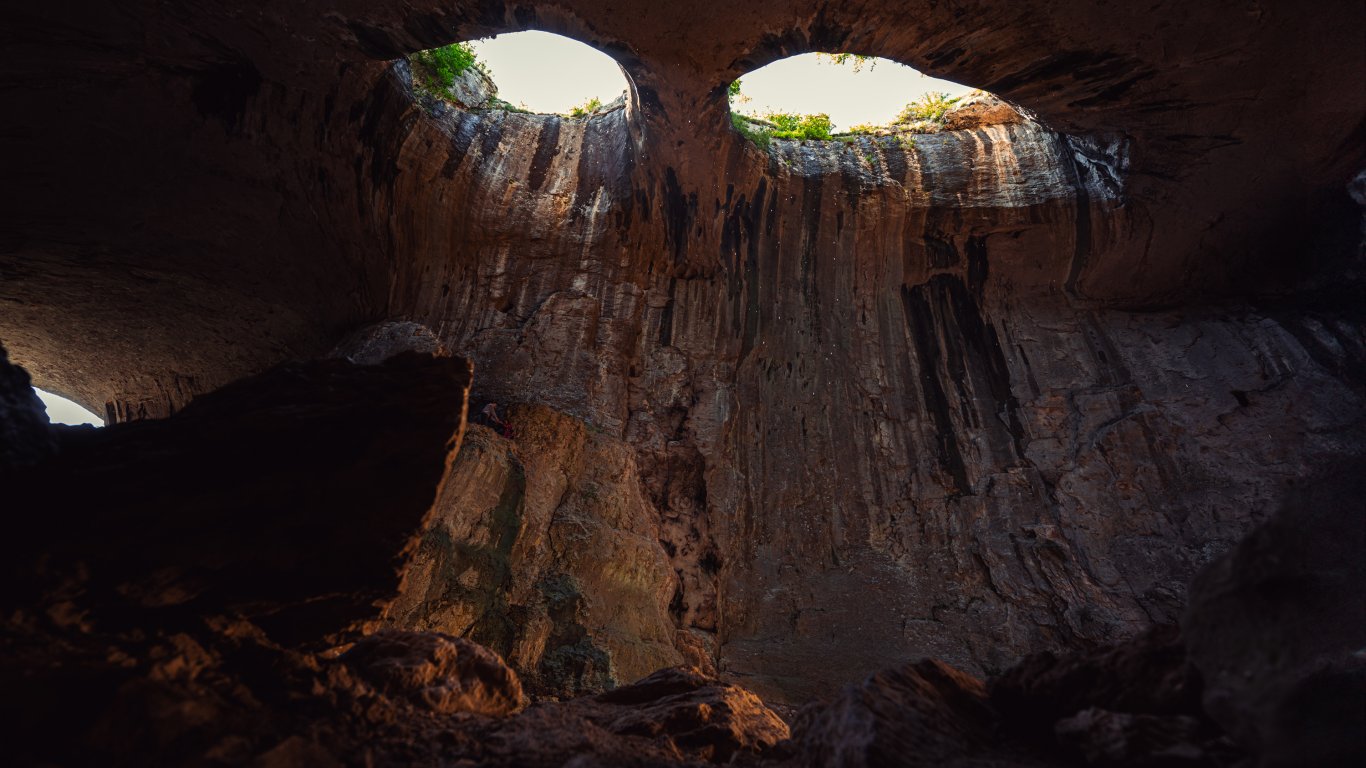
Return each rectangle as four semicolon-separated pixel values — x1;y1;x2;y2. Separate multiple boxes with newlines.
385;406;685;697
0;0;1362;746
445;64;497;109
939;92;1026;131
341;630;523;716
331;320;448;364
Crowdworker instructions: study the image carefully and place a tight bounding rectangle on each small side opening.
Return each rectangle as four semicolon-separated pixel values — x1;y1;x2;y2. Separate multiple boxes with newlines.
34;387;104;427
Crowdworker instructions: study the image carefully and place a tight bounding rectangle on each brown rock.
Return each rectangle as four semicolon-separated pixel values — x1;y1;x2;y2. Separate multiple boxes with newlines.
385;406;685;697
340;630;523;716
1053;708;1222;768
252;736;344;768
1;0;1363;740
990;625;1204;745
472;666;790;766
786;659;1040;767
592;667;789;760
1182;468;1366;768
939;93;1027;131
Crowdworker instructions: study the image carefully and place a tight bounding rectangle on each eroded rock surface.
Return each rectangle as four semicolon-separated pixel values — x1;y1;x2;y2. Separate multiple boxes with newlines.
939;93;1026;132
385;407;690;696
340;630;524;716
0;0;1362;752
340;55;1365;698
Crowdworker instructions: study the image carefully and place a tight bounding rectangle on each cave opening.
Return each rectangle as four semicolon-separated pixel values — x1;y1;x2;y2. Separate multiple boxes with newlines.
727;52;994;145
32;387;103;427
405;30;630;117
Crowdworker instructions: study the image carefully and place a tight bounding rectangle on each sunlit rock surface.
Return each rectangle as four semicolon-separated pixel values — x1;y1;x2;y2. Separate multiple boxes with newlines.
0;0;1363;764
385;411;690;697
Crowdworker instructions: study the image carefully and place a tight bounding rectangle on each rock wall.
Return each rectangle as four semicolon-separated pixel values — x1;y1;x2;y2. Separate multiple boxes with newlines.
385;411;689;697
353;73;1366;699
1;0;1363;705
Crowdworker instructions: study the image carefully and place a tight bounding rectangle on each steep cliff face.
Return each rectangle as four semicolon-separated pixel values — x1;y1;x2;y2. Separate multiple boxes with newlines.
385;411;689;696
342;64;1363;699
2;0;1363;708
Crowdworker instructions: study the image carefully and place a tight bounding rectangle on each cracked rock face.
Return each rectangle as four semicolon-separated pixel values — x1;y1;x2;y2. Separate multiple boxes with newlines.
358;91;1365;698
0;0;1363;743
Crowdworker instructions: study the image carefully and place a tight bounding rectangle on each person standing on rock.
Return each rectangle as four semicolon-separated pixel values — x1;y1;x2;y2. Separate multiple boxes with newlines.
480;401;514;439
480;401;504;429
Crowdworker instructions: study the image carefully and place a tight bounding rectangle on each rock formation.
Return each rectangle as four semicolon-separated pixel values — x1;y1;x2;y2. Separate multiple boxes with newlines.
0;343;55;469
0;0;1362;764
5;339;1353;765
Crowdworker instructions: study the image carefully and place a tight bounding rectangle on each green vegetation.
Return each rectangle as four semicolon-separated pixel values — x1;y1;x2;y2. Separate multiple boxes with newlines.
730;111;833;149
817;53;877;71
726;71;954;152
485;96;531;114
568;97;604;118
409;42;479;95
731;113;772;149
768;112;833;141
844;123;884;136
729;80;837;148
897;91;961;124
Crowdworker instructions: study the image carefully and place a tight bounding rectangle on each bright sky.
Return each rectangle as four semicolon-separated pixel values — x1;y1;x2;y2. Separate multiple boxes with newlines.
469;32;628;114
732;54;975;130
34;387;103;427
467;34;973;129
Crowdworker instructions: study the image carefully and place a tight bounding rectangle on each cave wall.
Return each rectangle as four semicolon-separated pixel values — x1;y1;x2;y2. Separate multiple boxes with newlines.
362;74;1365;697
2;0;1363;702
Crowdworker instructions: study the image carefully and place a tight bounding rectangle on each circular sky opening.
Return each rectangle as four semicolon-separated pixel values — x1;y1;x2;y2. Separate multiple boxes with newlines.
731;53;975;132
466;31;629;115
34;387;103;427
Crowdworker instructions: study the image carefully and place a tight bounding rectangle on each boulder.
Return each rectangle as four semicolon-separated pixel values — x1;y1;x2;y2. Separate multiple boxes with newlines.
1182;468;1366;768
341;630;523;717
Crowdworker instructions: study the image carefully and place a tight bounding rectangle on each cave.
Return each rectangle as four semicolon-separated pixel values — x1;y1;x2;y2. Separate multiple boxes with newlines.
1;1;1362;766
